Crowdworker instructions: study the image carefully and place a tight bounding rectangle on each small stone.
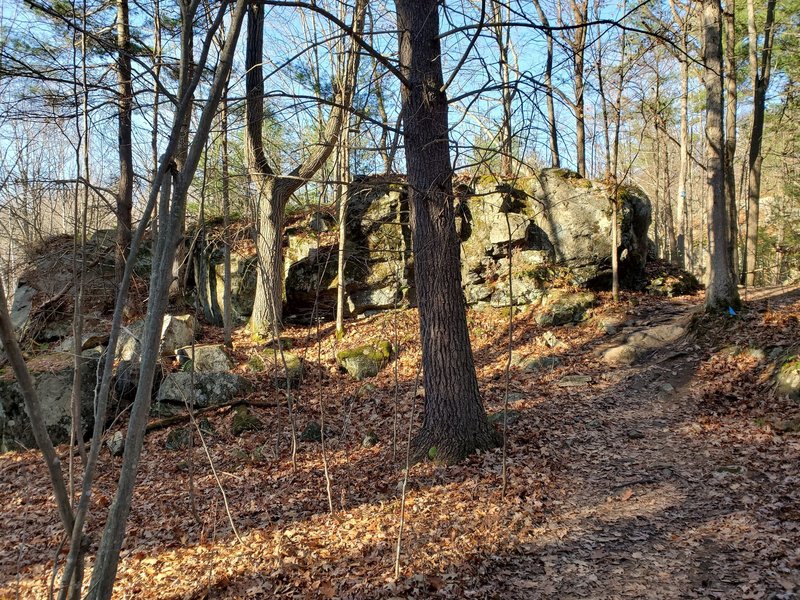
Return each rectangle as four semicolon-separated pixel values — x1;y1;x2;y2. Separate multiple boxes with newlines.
521;355;562;373
362;431;379;448
166;427;191;450
556;375;592;387
336;341;392;380
231;406;262;436
488;409;522;425
107;431;125;456
300;421;326;442
627;429;645;440
660;382;675;394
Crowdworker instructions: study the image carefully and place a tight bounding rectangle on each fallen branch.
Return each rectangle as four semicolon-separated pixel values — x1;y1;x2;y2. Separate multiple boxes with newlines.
145;398;278;433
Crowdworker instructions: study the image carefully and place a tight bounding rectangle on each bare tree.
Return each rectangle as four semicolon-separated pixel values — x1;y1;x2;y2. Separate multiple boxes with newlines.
396;0;496;463
703;0;740;311
742;0;777;286
246;0;366;338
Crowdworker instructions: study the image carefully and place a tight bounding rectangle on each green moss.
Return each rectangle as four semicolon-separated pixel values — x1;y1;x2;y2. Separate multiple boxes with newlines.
232;406;262;436
248;354;265;373
336;342;392;363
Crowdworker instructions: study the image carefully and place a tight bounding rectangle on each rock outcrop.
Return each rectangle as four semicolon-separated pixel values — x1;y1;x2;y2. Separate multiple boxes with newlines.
0;353;101;450
191;170;652;322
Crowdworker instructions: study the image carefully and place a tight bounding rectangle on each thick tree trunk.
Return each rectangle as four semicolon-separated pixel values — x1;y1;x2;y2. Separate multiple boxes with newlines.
115;0;133;286
703;0;741;311
396;0;496;464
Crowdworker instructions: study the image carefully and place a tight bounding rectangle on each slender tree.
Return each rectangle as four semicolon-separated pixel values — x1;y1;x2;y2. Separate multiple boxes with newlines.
246;0;366;337
743;0;777;286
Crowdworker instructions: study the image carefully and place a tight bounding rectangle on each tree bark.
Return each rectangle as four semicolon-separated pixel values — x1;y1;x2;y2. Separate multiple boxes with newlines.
723;3;739;280
743;0;776;287
247;0;366;337
396;0;496;464
703;0;741;311
532;0;560;167
115;0;133;286
84;3;247;597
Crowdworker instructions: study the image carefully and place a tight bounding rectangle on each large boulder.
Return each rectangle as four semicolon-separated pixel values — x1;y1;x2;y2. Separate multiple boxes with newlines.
192;226;259;326
460;171;651;306
176;344;234;373
188;171;652;322
116;314;198;361
0;354;100;450
156;372;251;408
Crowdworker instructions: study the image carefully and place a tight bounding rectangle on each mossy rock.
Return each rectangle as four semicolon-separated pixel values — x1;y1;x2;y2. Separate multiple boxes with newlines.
647;272;701;297
488;409;522;425
232;406;262;436
166;427;191;451
336;341;392;380
269;352;304;389
776;357;800;401
300;420;333;442
537;291;596;326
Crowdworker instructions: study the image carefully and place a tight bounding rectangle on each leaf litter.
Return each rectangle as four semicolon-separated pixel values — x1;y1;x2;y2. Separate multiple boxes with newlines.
1;288;799;598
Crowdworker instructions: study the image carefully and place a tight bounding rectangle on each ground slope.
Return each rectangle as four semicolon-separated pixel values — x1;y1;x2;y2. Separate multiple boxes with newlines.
1;287;798;599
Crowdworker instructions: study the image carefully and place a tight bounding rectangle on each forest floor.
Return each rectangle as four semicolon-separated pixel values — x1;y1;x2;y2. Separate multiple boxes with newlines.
1;285;800;599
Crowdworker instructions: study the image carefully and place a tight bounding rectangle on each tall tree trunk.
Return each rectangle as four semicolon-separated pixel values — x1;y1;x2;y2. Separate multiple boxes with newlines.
396;0;496;464
703;0;741;311
115;0;133;286
743;0;776;287
572;0;588;177
723;3;739;280
247;0;366;337
531;0;560;167
335;123;350;338
676;54;689;268
169;0;197;302
221;92;233;347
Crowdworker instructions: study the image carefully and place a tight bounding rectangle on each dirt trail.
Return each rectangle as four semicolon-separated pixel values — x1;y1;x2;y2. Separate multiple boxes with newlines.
480;287;800;599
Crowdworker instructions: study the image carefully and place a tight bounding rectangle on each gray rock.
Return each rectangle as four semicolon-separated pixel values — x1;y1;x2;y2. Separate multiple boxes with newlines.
0;362;98;450
116;314;197;361
362;430;379;448
114;359;163;404
107;431;125;456
489;213;529;245
268;352;304;389
176;344;234;373
307;211;336;233
10;283;36;330
537;291;596;326
166;427;191;450
231;406;262;436
57;333;110;354
157;372;251;408
488;409;522;425
602;323;686;366
521;355;562;373
336;341;392;380
556;375;592;387
300;421;323;442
